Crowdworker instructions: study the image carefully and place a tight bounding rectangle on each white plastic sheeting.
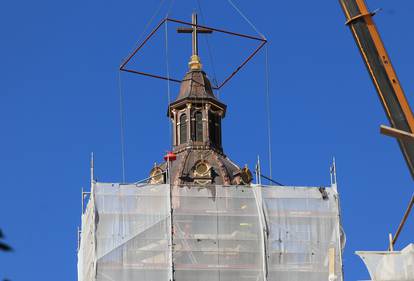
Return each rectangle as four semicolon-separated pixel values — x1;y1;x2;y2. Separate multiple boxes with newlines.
356;244;414;281
78;183;344;281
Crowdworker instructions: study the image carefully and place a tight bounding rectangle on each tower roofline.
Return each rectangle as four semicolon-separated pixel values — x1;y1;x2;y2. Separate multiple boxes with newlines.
168;98;226;117
167;69;227;117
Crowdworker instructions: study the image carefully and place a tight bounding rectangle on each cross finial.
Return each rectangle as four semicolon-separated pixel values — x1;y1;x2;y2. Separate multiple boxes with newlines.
177;12;213;70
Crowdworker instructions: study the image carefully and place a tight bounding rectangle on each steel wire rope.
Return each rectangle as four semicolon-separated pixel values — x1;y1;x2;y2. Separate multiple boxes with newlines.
226;0;266;40
196;0;221;96
195;0;219;148
117;0;168;183
123;0;168;59
164;6;176;281
166;0;176;18
164;0;175;154
165;20;173;152
264;45;273;180
227;0;273;180
193;4;224;275
118;72;127;182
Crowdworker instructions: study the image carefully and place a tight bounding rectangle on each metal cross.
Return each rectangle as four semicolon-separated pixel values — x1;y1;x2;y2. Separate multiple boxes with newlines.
177;12;212;69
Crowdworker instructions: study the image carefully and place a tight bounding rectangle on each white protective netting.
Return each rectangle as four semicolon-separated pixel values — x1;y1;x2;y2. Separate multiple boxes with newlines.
357;244;414;281
78;183;344;281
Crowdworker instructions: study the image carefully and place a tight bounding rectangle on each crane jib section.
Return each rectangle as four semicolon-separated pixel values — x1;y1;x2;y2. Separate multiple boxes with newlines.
340;0;414;178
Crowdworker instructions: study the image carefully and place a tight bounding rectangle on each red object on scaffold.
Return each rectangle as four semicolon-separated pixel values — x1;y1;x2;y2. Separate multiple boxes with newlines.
164;151;177;162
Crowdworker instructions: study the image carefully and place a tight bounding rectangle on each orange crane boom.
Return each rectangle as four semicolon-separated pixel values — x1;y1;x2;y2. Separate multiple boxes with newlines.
339;0;414;178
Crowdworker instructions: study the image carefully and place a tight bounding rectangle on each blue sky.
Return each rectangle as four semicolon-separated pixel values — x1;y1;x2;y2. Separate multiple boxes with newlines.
1;0;413;280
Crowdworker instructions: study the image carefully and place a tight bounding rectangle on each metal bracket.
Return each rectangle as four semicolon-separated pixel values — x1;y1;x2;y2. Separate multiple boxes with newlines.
380;125;414;142
345;8;381;25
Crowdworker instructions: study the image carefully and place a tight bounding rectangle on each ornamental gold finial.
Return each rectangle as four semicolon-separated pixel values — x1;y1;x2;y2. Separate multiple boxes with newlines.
189;54;202;70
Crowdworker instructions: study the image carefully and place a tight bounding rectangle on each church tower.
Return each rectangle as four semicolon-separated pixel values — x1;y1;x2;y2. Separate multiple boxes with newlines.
78;11;344;281
149;13;252;186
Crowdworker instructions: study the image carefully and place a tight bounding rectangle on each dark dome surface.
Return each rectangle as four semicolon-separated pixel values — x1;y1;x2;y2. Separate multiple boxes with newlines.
175;70;218;101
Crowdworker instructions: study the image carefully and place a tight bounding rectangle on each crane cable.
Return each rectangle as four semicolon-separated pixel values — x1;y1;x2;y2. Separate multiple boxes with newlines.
126;0;168;55
118;0;273;182
264;45;273;180
227;0;266;40
117;0;170;183
164;0;176;152
227;0;273;180
196;0;221;95
163;7;176;281
165;17;173;151
195;0;210;121
118;72;127;182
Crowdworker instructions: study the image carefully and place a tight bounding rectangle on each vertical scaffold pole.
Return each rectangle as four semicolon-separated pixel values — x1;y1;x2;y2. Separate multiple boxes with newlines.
257;155;262;186
166;156;175;281
90;152;94;186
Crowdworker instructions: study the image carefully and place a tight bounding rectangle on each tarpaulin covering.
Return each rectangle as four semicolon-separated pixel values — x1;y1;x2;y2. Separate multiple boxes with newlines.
357;244;414;281
78;183;344;281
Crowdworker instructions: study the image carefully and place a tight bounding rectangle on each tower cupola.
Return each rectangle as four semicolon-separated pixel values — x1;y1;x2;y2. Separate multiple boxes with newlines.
149;12;252;186
168;69;226;152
